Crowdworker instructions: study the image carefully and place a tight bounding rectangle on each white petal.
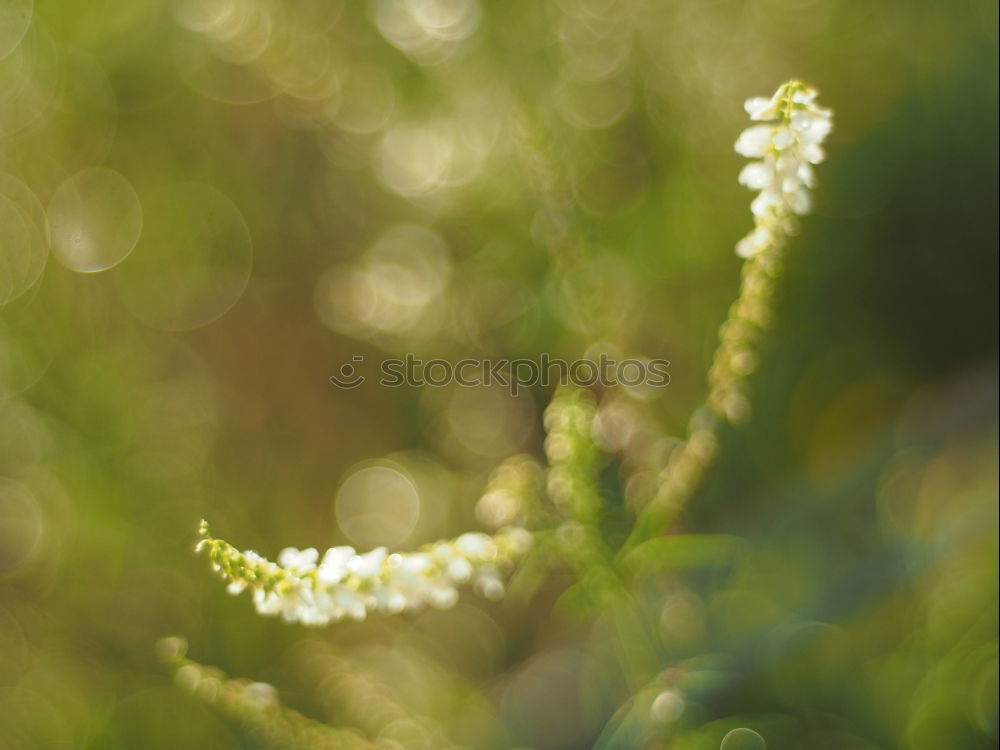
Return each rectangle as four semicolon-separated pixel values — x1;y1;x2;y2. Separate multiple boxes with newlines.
253;588;283;616
348;547;387;578
299;608;330;626
745;94;780;121
399;553;432;574
771;127;795;150
311;591;334;617
781;176;801;195
446;557;473;583
735;237;755;258
802;115;832;144
806;103;833;119
797;163;815;188
321;546;355;566
277;547;318;573
751;190;780;217
735;227;771;258
474;569;505;601
774;154;797;174
791;87;818;105
801;143;826;164
318;546;354;584
738;162;773;190
373;587;407;613
791;111;812;132
317;563;345;585
734;126;773;157
789;189;812;215
429;584;459;609
456;532;494;559
332;586;367;620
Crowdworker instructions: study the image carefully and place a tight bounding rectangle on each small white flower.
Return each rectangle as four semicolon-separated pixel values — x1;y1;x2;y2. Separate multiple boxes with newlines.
744;92;780;121
393;551;432;576
735;226;773;259
347;547;387;579
751;189;781;218
801;142;825;165
788;187;811;215
332;586;367;621
282;585;316;623
796;162;816;188
790;88;816;105
428;582;459;609
277;547;319;573
456;532;495;560
308;590;336;624
253;588;283;616
373;586;407;614
474;567;505;601
734;126;773;157
446;557;473;583
317;546;355;584
790;111;813;132
738;161;773;190
771;127;795;150
226;581;247;595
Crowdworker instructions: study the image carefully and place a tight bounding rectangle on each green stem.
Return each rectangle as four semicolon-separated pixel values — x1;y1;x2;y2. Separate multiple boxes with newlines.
619;240;786;558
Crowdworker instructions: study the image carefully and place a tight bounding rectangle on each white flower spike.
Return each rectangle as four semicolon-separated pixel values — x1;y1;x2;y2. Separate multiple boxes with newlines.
734;80;833;258
196;521;532;626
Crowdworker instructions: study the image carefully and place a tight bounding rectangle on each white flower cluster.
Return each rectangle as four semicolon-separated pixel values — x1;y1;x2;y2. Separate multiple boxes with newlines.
196;521;532;626
734;81;833;258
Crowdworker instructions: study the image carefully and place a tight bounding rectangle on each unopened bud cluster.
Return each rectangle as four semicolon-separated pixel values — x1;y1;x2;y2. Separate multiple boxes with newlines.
157;637;371;749
543;389;601;524
475;454;546;528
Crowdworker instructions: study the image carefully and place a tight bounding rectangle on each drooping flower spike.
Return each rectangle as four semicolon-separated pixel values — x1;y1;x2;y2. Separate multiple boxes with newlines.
195;521;532;626
734;81;833;258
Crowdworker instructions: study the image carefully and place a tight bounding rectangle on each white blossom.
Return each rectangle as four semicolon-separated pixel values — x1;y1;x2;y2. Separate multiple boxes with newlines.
277;547;319;573
733;81;833;258
317;545;354;584
347;547;387;579
196;521;532;627
446;556;473;583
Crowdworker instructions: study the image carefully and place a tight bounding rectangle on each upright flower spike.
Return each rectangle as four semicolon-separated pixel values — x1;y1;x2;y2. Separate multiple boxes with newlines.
734;81;833;258
195;521;531;626
622;80;833;553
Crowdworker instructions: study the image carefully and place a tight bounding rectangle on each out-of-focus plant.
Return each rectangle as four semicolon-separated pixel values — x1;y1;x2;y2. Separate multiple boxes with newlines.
157;636;374;750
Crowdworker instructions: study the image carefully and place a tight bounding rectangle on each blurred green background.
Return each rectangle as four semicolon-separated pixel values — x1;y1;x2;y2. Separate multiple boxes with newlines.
0;0;996;748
